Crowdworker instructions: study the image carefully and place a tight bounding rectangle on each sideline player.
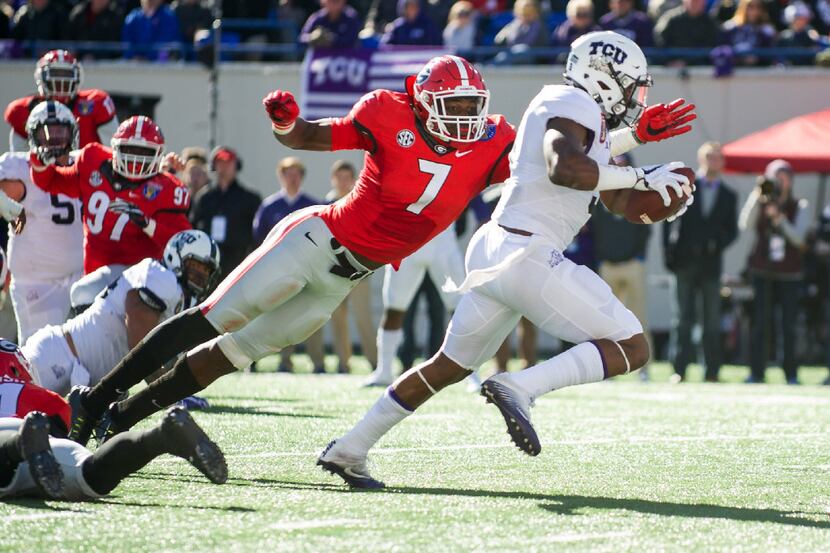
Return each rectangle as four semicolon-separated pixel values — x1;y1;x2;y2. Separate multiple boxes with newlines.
23;230;220;396
29;115;192;275
0;341;226;500
319;32;698;487
66;55;516;446
0;101;84;342
5;50;119;151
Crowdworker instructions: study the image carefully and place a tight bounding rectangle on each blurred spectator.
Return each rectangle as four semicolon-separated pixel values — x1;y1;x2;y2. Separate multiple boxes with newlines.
552;0;601;47
190;146;261;277
599;0;654;46
381;0;442;45
249;157;324;373
299;0;361;48
720;0;776;66
362;0;399;42
11;0;66;44
67;0;124;59
648;0;681;22
443;0;477;49
777;1;823;65
179;146;210;202
494;0;549;47
594;153;652;378
0;2;10;39
739;159;809;384
325;160;377;372
655;0;720;64
122;0;183;60
470;0;509;15
663;142;737;382
252;157;321;246
277;0;307;44
424;0;454;29
172;0;212;43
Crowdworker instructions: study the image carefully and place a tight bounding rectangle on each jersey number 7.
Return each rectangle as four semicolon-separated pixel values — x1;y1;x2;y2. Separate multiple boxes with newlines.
406;160;451;215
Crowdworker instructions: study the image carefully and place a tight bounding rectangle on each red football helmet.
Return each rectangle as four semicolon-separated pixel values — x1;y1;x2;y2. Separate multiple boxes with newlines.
0;339;33;383
111;116;165;180
34;50;83;103
406;55;490;143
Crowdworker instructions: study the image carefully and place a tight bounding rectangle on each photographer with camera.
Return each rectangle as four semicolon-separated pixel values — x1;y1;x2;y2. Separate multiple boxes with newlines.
739;159;809;384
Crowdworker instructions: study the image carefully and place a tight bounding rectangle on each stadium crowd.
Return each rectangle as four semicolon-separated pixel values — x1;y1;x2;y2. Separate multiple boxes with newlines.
0;0;829;65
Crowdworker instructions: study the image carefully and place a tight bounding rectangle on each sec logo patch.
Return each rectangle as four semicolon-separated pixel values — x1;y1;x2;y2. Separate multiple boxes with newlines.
89;170;103;187
396;129;415;148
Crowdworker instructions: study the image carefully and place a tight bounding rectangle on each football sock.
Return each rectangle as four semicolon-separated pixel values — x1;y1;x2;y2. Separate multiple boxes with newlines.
111;356;203;431
82;425;167;495
0;430;22;486
336;388;412;457
375;329;403;379
85;307;218;416
507;342;606;400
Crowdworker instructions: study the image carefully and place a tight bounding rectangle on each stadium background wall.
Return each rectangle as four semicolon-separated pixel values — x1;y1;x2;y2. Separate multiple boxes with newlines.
1;61;828;343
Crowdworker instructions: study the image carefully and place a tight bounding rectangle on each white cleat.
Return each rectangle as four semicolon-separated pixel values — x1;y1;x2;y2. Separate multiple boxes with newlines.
362;370;395;388
317;440;385;489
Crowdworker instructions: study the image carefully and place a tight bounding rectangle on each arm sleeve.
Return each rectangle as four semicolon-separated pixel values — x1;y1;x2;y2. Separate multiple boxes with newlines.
738;188;761;231
30;160;82;198
778;199;810;248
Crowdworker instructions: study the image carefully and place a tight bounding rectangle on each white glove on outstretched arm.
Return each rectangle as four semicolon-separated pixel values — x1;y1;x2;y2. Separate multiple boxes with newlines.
0;190;23;221
631;161;690;207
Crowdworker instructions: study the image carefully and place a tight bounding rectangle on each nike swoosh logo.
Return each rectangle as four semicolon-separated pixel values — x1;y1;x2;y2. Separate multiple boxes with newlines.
304;232;317;246
455;150;472;158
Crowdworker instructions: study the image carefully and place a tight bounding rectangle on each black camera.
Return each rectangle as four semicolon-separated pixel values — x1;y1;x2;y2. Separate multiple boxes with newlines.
757;176;779;201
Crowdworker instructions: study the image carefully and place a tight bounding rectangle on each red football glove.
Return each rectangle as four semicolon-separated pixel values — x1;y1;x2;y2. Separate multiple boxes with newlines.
263;90;300;132
634;98;697;144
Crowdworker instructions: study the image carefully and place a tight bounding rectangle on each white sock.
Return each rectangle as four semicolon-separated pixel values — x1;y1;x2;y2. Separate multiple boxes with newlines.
337;389;412;457
508;342;606;400
375;328;403;378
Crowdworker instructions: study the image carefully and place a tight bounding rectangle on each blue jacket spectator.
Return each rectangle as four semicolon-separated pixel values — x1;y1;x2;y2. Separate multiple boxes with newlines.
122;0;183;60
11;0;66;43
552;0;601;47
299;0;362;49
599;0;654;46
252;157;322;246
494;0;549;47
382;0;442;45
719;0;776;66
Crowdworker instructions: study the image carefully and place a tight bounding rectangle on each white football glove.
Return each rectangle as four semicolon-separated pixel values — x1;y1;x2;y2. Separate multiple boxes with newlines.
632;161;690;207
0;191;23;221
666;185;696;222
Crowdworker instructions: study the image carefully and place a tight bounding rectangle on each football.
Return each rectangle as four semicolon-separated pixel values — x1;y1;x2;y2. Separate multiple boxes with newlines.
623;166;695;224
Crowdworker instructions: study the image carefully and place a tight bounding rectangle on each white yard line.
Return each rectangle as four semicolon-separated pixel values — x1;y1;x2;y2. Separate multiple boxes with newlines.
3;511;87;522
226;432;828;460
543;531;634;543
268;518;362;531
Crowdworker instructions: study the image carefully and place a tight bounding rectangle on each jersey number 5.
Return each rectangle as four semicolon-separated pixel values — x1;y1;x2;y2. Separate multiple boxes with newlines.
50;194;75;225
406;160;451;215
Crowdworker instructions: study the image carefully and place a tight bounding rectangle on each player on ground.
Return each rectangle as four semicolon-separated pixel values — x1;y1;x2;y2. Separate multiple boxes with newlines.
0;101;84;342
65;55;516;447
23;230;220;396
5;50;119;152
319;32;698;488
0;341;227;500
29;115;192;275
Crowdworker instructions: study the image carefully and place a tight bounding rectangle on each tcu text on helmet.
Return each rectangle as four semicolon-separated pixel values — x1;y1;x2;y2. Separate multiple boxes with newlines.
588;41;629;65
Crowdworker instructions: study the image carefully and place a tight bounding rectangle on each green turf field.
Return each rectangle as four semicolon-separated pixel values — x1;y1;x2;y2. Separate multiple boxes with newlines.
2;359;830;552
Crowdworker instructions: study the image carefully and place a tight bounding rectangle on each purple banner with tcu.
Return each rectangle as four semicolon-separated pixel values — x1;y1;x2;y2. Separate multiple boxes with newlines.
300;47;445;120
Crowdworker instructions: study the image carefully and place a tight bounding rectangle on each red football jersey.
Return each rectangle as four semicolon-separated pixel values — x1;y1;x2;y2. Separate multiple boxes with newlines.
4;89;117;147
31;142;192;273
0;377;71;435
320;90;515;266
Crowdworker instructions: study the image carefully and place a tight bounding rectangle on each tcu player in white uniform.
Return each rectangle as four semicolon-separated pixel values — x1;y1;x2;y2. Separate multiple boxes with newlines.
318;32;698;487
364;226;466;387
22;230;220;396
0;101;83;342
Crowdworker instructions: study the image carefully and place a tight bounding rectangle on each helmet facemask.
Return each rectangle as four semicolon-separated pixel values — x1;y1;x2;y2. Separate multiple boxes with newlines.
36;65;81;102
29;120;77;165
180;256;220;301
112;142;164;180
586;55;652;128
419;88;490;143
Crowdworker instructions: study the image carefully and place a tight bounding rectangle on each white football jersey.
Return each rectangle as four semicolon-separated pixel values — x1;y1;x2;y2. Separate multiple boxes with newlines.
0;152;83;281
493;85;611;251
62;258;183;383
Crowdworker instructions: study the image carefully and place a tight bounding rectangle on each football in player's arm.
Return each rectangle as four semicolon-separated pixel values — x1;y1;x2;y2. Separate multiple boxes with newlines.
29;115;191;274
4;50;119;152
0;340;226;501
62;55;516;453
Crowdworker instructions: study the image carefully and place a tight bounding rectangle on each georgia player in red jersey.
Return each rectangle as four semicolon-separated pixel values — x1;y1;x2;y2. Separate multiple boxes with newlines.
66;55;516;449
4;50;119;151
29;115;192;274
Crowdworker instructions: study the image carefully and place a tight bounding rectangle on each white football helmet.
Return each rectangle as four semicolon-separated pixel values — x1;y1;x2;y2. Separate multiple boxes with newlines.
564;31;652;128
163;230;221;301
26;100;79;164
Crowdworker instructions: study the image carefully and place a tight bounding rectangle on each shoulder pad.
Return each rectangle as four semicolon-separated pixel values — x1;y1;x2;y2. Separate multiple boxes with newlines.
136;286;167;312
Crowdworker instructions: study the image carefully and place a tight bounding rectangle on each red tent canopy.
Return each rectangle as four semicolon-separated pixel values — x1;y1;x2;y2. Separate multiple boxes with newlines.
723;108;830;174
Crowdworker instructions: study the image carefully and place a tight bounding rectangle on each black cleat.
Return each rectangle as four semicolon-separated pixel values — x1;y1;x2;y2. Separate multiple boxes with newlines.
67;386;97;447
161;407;228;484
481;377;541;457
19;412;64;499
93;404;124;446
317;440;385;489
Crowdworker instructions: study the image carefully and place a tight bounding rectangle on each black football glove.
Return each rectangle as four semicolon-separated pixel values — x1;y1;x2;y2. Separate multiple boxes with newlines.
108;199;148;229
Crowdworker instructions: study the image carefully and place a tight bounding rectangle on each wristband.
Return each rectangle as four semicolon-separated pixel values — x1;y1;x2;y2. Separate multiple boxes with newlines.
272;122;296;135
610;127;641;157
595;163;639;191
